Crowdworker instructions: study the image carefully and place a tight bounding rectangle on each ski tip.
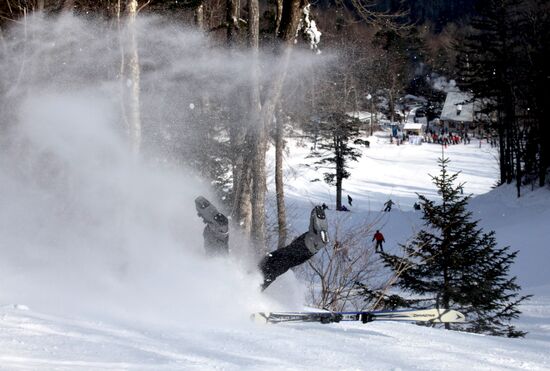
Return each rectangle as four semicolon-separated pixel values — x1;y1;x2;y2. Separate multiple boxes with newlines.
251;312;271;324
446;309;466;323
430;309;466;323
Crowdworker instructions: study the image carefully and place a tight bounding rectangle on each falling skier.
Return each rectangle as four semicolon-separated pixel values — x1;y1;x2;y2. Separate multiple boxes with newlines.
259;205;329;290
195;196;329;290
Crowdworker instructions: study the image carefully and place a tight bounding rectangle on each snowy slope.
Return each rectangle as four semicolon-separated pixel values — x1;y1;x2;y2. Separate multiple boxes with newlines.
1;130;550;370
0;12;548;370
1;304;549;370
272;133;499;213
471;185;550;289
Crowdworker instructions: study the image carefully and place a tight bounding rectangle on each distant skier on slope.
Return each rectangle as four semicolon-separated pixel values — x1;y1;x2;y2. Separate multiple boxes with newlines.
195;197;329;290
383;199;394;212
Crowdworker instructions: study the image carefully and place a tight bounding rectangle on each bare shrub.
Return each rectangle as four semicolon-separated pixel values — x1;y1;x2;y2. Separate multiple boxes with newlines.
296;211;388;311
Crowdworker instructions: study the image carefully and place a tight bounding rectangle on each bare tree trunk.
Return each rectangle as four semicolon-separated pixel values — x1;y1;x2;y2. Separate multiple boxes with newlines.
231;0;259;247
250;122;267;253
247;0;267;253
0;24;6;54
388;88;394;124
275;0;283;35
37;0;45;11
275;108;287;249
194;2;205;30
63;0;75;12
278;0;303;42
228;0;251;240
232;159;252;237
497;108;506;185
232;0;305;253
226;0;239;45
247;0;259;48
335;135;343;210
254;0;305;250
124;0;142;154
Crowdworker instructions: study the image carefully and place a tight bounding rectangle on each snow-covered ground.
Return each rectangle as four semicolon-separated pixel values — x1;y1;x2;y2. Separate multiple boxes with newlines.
275;132;499;212
1;303;549;370
1;132;549;370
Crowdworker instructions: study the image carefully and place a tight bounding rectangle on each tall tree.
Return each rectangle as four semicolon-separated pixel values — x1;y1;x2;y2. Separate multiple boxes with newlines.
457;0;550;192
231;0;309;253
306;113;366;211
247;0;266;253
518;0;550;187
226;0;239;44
381;157;530;337
377;27;420;123
274;107;288;248
122;0;142;154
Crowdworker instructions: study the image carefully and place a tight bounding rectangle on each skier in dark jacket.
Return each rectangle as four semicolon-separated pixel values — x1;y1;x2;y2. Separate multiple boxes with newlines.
195;197;329;290
259;205;329;290
347;195;353;207
383;199;394;212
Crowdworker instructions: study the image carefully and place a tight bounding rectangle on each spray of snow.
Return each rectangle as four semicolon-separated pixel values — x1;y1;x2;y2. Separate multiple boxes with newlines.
0;14;321;327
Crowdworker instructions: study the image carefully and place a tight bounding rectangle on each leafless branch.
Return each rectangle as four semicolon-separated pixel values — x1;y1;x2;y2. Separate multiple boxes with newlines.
137;0;151;14
340;0;411;32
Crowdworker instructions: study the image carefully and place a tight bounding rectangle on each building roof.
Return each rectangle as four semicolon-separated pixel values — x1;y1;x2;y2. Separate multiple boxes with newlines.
346;111;387;123
440;92;475;123
403;123;424;130
347;111;373;122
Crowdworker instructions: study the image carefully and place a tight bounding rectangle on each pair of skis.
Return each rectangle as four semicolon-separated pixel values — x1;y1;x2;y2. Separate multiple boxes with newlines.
252;308;465;325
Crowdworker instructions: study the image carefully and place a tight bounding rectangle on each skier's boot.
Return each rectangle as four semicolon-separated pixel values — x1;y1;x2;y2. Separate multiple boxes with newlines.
195;196;229;255
304;205;329;254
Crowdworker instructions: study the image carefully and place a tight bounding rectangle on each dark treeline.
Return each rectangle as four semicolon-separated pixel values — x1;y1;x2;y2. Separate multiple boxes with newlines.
457;0;550;195
374;0;477;29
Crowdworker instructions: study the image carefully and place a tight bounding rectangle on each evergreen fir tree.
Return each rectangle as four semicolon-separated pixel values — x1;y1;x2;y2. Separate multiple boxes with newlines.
305;113;366;211
381;157;530;337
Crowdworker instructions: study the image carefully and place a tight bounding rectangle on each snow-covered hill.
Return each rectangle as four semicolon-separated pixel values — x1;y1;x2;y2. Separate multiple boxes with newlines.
1;131;549;369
